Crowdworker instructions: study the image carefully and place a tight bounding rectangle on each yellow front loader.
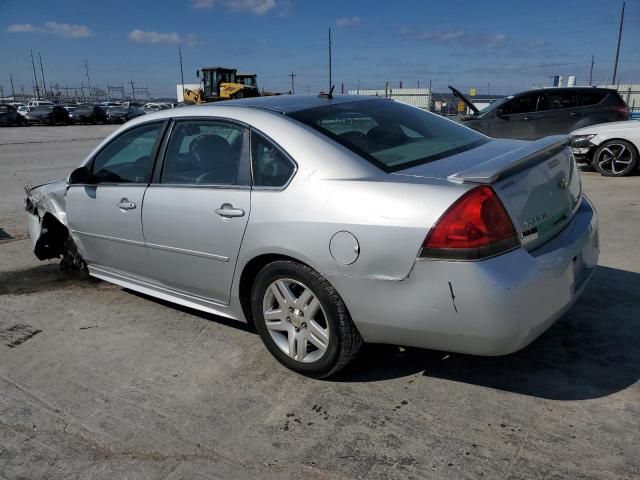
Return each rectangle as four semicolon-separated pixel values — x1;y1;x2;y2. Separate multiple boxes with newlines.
183;67;261;104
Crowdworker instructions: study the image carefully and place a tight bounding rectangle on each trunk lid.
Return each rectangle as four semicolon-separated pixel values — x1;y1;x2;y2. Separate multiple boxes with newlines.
396;136;582;250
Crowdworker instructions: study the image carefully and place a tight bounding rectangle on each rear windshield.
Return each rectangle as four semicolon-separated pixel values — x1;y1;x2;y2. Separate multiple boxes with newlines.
289;99;487;172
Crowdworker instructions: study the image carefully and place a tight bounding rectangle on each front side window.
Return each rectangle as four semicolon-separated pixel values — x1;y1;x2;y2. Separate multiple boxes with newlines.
503;94;539;115
91;122;163;183
161;120;247;185
251;132;295;187
289;99;487;172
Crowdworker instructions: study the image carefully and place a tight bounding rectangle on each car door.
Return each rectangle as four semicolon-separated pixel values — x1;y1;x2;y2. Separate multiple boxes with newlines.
141;119;251;304
488;93;542;139
66;121;165;278
536;90;580;136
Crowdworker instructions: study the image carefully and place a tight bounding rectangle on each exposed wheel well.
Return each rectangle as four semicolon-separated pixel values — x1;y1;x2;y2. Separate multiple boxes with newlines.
238;253;312;328
34;213;69;260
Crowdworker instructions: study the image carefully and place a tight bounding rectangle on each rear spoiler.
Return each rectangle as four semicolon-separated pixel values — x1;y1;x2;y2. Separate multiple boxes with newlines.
448;136;569;184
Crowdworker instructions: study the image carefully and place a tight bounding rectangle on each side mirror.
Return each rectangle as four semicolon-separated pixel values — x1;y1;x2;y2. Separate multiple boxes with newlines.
496;108;506;118
68;166;94;185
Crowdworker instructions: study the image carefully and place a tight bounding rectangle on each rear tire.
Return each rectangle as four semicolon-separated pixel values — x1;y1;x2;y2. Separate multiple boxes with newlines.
593;139;638;177
251;260;362;378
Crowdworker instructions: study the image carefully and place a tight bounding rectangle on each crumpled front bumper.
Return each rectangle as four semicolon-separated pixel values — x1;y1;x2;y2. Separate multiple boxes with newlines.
329;196;599;356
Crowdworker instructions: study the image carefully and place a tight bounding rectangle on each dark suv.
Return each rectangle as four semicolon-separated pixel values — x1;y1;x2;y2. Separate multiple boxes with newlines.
451;86;630;140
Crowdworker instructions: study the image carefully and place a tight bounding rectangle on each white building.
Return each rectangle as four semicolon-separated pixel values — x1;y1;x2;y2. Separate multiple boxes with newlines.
348;88;432;109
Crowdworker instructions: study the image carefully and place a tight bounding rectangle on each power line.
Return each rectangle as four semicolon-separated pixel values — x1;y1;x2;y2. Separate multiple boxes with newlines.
328;28;332;92
178;46;185;87
39;52;47;99
612;1;625;84
289;70;296;94
30;50;40;99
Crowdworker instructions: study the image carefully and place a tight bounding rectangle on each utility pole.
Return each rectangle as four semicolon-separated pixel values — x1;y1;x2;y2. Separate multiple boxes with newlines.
289;70;296;94
84;59;92;101
30;50;41;99
357;78;360;94
612;1;625;85
178;45;185;87
9;74;15;99
39;52;47;99
589;55;595;85
328;28;333;92
130;80;136;100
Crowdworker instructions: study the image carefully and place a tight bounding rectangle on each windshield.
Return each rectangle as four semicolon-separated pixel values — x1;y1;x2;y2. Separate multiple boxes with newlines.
289;99;487;172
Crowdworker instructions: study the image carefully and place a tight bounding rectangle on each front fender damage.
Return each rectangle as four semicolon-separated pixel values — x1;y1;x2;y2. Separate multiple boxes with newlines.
24;180;69;260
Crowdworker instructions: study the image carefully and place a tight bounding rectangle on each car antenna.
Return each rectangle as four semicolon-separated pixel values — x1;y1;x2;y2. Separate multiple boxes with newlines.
318;85;335;99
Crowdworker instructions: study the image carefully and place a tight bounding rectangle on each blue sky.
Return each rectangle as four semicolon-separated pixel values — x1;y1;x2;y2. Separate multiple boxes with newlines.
1;0;639;98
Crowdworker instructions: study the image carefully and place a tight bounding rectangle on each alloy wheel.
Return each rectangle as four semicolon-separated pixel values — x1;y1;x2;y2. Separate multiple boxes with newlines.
262;278;330;363
596;143;634;175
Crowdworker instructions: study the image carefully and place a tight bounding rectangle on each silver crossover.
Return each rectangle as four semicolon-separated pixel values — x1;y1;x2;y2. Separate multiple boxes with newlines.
25;95;599;377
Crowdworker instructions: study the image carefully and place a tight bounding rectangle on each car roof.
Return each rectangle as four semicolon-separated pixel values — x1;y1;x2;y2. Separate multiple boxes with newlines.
514;87;617;97
198;94;381;114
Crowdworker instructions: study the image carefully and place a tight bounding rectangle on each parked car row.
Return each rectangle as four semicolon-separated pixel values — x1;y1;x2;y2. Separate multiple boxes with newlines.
0;102;155;126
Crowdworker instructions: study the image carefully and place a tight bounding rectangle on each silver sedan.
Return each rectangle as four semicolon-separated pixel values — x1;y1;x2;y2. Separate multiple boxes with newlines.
25;95;599;377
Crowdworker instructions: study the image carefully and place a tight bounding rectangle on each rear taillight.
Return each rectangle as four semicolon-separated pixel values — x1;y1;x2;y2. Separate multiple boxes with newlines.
614;104;630;117
421;185;519;260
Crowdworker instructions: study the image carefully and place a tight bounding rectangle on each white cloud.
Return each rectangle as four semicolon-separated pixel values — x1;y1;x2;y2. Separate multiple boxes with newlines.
335;16;361;27
5;21;92;38
128;29;195;45
192;0;278;15
6;23;37;33
402;28;507;49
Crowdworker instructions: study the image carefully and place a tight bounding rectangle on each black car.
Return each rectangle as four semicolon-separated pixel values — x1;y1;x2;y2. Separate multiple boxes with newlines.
106;106;146;124
24;105;71;125
0;104;26;126
68;104;109;124
451;86;630;140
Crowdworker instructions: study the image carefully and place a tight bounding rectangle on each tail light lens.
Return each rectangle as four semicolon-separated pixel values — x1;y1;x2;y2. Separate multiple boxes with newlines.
421;185;519;260
613;104;630;118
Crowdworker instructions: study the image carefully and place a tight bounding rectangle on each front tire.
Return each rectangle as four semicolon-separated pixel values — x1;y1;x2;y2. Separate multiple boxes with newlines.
593;139;638;177
251;260;362;378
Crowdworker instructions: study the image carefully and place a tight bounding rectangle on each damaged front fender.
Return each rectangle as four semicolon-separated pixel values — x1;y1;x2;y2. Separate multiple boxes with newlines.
25;180;70;260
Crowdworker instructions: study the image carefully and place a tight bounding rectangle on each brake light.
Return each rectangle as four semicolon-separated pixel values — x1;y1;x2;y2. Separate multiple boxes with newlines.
612;104;630;117
421;186;519;260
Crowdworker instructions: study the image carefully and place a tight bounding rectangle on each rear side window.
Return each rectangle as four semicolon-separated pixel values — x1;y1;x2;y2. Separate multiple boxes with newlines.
91;122;163;183
289;99;486;172
541;92;578;110
580;91;607;106
251;131;295;187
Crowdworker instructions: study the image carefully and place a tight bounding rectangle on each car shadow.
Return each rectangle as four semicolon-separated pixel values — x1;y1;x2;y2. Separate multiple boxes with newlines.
333;265;640;401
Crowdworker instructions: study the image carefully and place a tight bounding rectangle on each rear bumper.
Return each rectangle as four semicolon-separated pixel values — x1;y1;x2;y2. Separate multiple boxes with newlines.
330;196;599;356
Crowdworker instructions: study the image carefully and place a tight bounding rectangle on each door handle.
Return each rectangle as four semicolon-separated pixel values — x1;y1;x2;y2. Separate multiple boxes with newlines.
215;203;245;218
523;116;532;121
570;112;582;117
117;199;137;210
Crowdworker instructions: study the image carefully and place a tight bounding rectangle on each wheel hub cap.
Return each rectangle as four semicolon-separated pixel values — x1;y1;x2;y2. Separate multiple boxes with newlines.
262;278;330;363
